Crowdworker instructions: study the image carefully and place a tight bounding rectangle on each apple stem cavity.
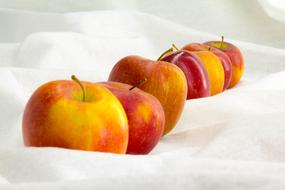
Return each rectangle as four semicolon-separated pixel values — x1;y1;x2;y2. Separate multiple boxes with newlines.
71;75;86;102
157;47;174;61
129;78;147;91
208;46;212;51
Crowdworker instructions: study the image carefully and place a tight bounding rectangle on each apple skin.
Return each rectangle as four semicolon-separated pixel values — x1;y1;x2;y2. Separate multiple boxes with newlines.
204;41;244;88
108;55;187;135
161;50;210;99
98;81;165;154
182;43;232;90
22;80;129;154
191;51;225;95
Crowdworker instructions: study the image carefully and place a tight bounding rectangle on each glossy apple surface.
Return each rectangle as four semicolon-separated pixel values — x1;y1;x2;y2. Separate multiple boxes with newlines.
192;51;225;95
182;43;232;90
108;55;187;135
204;41;244;88
98;81;165;154
161;50;210;99
23;80;129;154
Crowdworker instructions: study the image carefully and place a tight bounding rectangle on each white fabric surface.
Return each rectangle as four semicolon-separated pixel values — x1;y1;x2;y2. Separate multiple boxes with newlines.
258;0;285;23
0;0;285;49
0;1;285;189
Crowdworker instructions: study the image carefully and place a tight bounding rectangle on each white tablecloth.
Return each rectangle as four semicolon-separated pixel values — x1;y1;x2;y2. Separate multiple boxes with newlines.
0;1;285;189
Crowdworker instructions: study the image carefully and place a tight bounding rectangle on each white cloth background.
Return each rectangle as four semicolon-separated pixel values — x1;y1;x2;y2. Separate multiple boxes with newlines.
0;0;285;189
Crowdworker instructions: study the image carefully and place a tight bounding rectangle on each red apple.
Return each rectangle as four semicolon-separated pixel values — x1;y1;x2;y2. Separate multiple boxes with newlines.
108;55;187;135
182;43;232;90
98;81;165;154
23;76;129;154
204;37;244;88
161;50;210;99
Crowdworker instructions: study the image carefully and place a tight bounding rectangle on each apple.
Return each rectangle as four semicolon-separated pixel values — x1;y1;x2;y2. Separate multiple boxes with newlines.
204;37;244;88
182;43;232;90
108;55;187;135
98;81;165;154
22;76;129;154
191;50;224;95
160;50;210;99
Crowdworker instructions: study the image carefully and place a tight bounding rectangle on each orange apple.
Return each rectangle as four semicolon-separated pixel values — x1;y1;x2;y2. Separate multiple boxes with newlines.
108;55;187;135
204;37;244;88
22;76;129;154
182;43;232;90
192;51;225;95
98;81;165;154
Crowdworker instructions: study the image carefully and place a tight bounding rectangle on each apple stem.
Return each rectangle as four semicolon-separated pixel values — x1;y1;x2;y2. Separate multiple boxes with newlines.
71;75;86;102
172;44;180;51
157;47;174;61
129;78;147;91
208;46;212;51
220;36;224;48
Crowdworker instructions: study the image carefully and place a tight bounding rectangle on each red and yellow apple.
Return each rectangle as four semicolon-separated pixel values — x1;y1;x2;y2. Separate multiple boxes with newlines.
22;77;129;154
182;43;232;90
108;55;187;135
98;81;165;154
160;50;210;99
192;51;224;95
204;38;244;88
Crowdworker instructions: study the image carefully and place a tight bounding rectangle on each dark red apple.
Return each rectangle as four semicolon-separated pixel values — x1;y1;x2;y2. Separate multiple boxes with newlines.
161;50;210;99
